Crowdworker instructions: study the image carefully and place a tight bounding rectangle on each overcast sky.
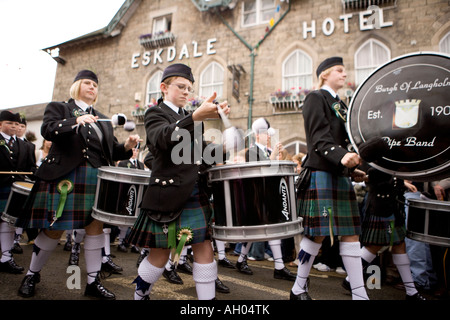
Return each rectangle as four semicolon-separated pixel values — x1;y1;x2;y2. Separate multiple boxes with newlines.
0;0;125;110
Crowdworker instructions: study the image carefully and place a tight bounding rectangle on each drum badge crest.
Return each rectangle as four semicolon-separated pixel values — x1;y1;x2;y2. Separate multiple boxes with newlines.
393;99;421;129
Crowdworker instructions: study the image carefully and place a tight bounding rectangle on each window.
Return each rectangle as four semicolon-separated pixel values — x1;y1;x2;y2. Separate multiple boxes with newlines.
199;62;225;99
282;50;313;92
439;31;450;54
146;71;162;106
153;15;172;34
242;0;276;27
355;39;390;84
284;140;307;156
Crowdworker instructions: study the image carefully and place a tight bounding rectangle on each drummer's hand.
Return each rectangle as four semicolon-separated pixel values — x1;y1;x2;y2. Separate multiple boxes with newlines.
192;92;229;121
271;143;283;160
351;168;368;182
341;152;361;168
433;185;445;201
77;114;98;125
124;134;143;151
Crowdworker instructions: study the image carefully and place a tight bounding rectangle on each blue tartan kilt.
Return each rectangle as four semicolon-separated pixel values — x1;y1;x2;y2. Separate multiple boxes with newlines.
24;162;98;230
127;184;213;249
361;213;406;246
297;170;361;237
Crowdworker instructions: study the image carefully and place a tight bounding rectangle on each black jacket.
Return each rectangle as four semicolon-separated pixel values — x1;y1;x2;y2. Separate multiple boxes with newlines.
140;103;211;213
302;89;351;175
0;135;36;186
36;99;132;181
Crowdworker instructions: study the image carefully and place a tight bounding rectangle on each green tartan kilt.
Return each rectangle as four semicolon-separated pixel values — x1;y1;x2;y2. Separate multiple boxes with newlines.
127;185;213;249
361;213;406;246
24;162;98;230
297;170;361;237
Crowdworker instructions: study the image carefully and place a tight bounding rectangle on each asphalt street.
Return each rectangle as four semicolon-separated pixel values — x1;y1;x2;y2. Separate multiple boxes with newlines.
0;233;444;318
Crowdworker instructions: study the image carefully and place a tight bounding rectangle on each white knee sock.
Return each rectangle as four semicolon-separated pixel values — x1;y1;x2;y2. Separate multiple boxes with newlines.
84;233;104;284
0;222;15;262
73;229;86;244
346;247;377;282
215;240;226;260
193;261;217;300
238;242;252;263
134;257;164;300
269;239;285;270
27;231;59;275
392;253;418;296
102;228;111;263
291;237;321;295
340;241;369;300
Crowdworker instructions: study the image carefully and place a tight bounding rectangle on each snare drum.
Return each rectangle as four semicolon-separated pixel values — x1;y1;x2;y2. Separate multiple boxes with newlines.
406;198;450;247
92;166;151;226
207;161;303;242
1;181;34;226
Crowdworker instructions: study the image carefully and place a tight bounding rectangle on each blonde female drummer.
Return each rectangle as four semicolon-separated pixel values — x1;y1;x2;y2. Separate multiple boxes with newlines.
17;70;140;299
127;63;229;300
290;57;369;300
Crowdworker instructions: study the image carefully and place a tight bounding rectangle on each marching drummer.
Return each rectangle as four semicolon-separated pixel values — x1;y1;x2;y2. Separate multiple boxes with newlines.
0;111;36;274
127;63;230;300
17;70;141;299
290;57;369;300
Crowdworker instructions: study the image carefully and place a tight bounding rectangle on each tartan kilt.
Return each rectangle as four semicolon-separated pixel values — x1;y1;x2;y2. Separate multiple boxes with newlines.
0;185;11;213
360;213;406;246
24;162;98;230
297;170;361;237
127;184;213;249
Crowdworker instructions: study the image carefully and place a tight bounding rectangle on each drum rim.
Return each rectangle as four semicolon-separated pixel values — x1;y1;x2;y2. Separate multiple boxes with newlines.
406;231;450;247
408;198;450;211
12;181;34;191
97;165;151;184
207;160;297;181
347;51;450;181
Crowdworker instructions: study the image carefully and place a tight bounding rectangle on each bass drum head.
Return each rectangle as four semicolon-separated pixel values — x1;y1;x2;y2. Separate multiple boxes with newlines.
347;52;450;182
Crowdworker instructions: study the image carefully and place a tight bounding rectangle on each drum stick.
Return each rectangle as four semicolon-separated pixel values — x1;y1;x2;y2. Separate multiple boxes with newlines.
216;103;232;129
0;171;33;175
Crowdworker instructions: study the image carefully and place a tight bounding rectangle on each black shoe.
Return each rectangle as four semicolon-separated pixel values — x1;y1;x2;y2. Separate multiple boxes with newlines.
406;292;426;300
274;267;296;281
218;257;236;269
101;256;123;274
342;278;351;292
136;252;148;268
177;262;193;274
63;241;72;251
163;268;183;285
12;242;23;254
117;243;128;253
130;245;140;253
290;290;312;300
84;278;116;300
68;250;80;266
18;273;41;298
236;260;253;275
0;258;24;274
215;277;230;293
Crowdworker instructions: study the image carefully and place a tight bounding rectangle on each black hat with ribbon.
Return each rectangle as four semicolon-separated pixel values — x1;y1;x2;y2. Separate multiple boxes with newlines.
316;56;344;78
0;110;21;122
161;63;194;83
73;69;98;84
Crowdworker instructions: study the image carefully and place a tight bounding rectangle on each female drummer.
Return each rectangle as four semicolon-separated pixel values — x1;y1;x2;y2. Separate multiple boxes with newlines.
127;63;229;300
290;57;369;300
17;70;140;299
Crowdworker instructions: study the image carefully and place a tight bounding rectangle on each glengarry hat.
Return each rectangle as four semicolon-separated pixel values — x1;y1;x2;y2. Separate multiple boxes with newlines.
161;63;195;83
73;69;98;84
316;56;344;78
0;110;21;122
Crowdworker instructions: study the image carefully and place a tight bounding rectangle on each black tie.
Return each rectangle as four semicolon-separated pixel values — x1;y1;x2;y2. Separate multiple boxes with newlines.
178;108;183;115
87;106;93;114
8;137;14;148
335;95;340;102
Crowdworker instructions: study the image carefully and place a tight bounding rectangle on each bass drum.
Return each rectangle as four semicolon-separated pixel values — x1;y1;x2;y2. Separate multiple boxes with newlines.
347;52;450;182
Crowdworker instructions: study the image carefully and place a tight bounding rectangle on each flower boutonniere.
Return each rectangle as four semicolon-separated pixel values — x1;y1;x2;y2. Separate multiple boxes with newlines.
0;140;11;153
72;109;87;117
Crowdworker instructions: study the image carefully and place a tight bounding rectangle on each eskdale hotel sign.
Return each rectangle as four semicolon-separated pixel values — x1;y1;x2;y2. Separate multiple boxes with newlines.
130;6;393;68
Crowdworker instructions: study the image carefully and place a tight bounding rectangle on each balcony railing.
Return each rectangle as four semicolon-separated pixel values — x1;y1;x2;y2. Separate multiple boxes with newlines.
139;32;176;49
